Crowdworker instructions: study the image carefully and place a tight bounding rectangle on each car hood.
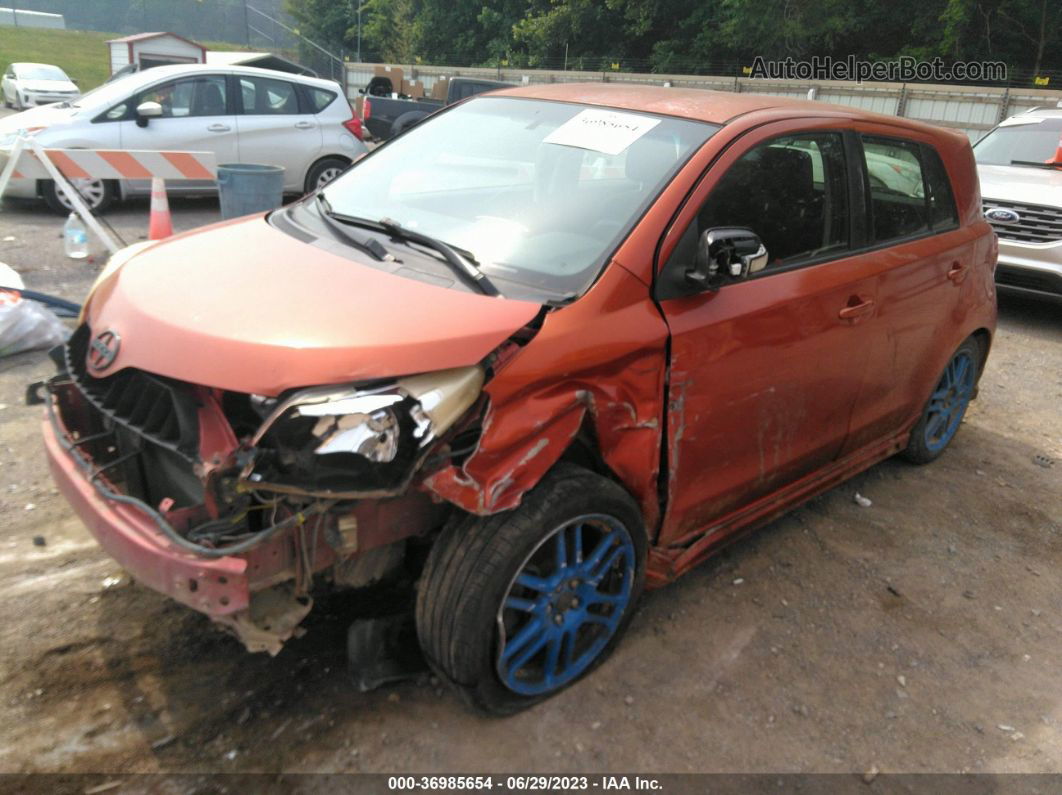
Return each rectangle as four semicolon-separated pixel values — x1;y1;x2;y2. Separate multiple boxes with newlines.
978;163;1062;208
0;103;78;135
84;215;543;396
20;79;77;93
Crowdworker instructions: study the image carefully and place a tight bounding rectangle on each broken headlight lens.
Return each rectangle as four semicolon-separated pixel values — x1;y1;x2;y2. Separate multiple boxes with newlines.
243;366;483;496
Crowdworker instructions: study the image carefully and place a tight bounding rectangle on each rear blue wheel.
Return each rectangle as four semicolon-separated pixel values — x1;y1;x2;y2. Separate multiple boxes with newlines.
497;516;635;696
903;338;981;464
923;350;976;453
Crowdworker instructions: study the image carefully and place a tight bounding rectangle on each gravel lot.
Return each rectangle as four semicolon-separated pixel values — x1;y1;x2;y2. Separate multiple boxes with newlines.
0;118;1060;779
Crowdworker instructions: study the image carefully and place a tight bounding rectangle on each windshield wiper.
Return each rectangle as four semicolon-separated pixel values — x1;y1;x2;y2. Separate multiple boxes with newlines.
1009;159;1062;169
377;217;501;297
314;193;393;262
310;200;500;297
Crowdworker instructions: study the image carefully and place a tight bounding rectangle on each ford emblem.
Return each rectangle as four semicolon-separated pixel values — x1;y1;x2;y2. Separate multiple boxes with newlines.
985;207;1020;224
87;329;121;372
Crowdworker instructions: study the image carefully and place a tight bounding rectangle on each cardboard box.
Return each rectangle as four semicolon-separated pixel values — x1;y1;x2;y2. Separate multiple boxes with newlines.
404;79;425;99
372;65;405;93
430;77;449;101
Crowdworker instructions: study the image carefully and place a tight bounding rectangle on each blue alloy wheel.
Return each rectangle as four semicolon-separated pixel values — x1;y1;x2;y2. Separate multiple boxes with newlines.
497;515;636;696
923;349;976;453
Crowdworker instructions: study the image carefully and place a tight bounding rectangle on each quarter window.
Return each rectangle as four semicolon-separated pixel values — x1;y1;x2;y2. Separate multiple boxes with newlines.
238;76;300;115
308;87;336;112
671;132;850;272
922;146;959;230
861;137;929;241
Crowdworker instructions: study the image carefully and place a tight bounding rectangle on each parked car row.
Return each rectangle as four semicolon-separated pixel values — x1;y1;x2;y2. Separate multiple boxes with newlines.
0;63;367;212
36;83;1000;715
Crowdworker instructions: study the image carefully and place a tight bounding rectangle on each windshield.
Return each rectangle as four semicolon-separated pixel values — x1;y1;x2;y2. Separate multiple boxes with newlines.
320;96;717;298
16;64;69;81
974;117;1062;166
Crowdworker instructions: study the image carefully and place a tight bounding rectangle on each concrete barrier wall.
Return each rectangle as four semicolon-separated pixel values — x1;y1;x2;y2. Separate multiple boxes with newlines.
347;61;1062;142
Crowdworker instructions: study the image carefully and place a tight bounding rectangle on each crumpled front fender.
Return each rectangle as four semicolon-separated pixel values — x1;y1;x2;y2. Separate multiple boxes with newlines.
423;262;668;531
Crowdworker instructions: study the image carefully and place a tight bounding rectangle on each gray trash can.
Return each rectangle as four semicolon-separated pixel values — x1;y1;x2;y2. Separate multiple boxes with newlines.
217;163;285;220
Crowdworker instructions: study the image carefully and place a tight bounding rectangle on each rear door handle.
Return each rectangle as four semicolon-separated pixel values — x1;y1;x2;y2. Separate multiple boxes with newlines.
295;121;315;129
839;296;875;321
947;261;968;284
207;123;231;132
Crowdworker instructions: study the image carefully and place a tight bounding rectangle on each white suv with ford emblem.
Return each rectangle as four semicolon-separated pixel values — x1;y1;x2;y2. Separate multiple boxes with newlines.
974;107;1062;301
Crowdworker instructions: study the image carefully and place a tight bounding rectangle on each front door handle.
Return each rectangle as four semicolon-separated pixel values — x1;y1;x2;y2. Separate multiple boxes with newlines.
839;296;875;321
207;123;231;132
947;261;967;284
294;121;315;129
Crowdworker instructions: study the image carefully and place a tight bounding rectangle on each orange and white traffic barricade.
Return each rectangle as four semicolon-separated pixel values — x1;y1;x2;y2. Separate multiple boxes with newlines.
0;130;217;254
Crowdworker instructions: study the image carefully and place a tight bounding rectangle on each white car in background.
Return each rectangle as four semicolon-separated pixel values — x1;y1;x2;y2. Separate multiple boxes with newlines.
0;63;367;213
2;62;80;110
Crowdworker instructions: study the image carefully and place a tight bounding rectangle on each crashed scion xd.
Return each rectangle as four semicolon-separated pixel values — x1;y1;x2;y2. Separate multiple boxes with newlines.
41;85;997;714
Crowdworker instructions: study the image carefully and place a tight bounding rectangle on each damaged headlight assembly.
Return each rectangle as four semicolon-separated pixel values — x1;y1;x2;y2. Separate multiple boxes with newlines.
242;365;485;498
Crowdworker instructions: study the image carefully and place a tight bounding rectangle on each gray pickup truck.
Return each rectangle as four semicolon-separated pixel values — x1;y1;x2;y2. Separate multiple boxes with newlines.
360;76;509;141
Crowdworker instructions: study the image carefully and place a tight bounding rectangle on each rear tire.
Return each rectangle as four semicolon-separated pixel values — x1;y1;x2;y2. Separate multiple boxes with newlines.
902;338;980;464
41;178;116;215
304;157;350;195
416;464;647;715
390;111;427;139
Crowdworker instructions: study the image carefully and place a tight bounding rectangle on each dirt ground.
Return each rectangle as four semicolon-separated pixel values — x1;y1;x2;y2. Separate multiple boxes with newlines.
0;177;1060;779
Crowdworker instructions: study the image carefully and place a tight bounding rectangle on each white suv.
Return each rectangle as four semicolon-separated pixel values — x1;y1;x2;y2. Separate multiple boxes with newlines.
0;63;367;213
974;107;1062;301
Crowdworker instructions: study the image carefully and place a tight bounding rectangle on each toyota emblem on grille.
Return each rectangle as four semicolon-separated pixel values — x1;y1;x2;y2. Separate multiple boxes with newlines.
985;208;1020;224
87;330;121;372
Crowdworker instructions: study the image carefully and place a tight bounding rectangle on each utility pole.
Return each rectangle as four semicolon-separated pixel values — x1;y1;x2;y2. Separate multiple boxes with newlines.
243;0;251;46
354;2;368;62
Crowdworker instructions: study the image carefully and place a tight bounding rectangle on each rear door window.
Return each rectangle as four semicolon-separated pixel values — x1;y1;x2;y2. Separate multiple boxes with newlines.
861;136;929;241
238;76;300;115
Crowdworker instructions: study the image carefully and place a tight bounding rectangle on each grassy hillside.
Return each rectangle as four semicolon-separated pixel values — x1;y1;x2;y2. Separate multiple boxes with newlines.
0;27;252;92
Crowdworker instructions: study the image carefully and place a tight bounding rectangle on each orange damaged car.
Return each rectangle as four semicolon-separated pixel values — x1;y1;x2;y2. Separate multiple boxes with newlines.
39;84;997;714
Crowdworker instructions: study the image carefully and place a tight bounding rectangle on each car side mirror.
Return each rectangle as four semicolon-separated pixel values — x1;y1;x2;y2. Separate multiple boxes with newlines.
358;87;365;95
135;100;162;127
686;227;768;290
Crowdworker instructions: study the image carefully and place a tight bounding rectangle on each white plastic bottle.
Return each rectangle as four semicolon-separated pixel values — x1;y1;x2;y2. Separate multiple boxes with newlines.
63;212;88;260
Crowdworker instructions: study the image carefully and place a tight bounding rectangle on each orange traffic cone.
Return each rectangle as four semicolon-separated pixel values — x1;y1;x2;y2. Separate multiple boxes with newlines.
148;177;173;240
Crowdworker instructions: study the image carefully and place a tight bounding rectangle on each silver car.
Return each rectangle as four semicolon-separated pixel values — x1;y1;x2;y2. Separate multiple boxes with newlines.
0;63;367;213
974;107;1062;301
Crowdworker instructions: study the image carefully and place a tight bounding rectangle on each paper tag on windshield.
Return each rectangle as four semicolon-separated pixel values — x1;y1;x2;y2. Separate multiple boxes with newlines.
544;109;660;155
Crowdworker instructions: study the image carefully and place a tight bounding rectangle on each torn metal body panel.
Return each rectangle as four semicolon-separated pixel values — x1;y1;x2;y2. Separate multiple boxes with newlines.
423;261;669;532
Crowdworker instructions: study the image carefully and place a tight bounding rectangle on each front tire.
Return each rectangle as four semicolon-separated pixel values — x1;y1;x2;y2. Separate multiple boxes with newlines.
41;178;116;215
902;338;980;464
416;464;647;715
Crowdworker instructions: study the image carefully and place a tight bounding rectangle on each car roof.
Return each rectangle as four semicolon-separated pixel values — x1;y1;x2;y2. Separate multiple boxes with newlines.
12;62;64;70
112;62;338;90
1018;107;1062;119
489;82;958;133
